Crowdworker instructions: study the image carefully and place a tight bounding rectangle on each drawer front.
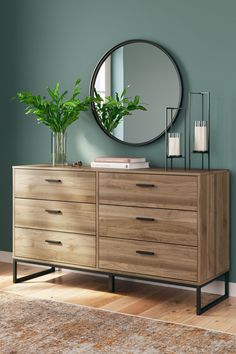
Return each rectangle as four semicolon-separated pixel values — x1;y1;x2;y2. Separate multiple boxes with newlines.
99;237;197;282
15;199;95;235
14;169;96;203
99;173;198;210
14;228;95;267
99;205;198;246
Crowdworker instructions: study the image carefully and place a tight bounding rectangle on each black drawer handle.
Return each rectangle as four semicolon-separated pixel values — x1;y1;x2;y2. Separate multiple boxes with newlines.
45;179;62;183
136;183;156;188
136;250;155;256
45;209;62;214
45;240;62;245
136;217;155;222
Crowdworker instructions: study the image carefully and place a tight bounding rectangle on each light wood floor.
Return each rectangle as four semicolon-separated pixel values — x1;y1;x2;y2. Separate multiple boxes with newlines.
1;262;236;334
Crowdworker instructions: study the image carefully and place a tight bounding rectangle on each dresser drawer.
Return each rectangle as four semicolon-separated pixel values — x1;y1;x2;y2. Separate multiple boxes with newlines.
99;173;198;210
99;237;197;282
99;205;197;246
14;169;96;203
14;228;95;267
15;199;95;235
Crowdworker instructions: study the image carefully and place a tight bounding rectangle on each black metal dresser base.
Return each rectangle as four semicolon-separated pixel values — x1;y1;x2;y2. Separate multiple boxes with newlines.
13;258;229;316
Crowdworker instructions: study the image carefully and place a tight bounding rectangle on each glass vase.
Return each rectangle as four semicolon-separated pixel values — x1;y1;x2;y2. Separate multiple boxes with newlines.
51;132;67;166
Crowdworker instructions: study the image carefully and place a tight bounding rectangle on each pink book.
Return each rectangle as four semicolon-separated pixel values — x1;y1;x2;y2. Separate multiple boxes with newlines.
95;156;146;163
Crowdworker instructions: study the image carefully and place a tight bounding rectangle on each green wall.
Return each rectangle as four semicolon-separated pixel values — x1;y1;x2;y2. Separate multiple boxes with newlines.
1;0;236;281
0;0;17;252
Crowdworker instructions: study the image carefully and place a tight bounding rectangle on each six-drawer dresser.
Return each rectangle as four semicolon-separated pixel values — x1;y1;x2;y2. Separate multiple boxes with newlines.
12;165;230;314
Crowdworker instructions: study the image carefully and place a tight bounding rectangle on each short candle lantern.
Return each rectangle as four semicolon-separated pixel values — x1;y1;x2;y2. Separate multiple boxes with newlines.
165;106;186;170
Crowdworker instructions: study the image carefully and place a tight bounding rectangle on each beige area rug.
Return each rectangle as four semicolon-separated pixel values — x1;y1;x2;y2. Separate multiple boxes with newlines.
0;291;235;354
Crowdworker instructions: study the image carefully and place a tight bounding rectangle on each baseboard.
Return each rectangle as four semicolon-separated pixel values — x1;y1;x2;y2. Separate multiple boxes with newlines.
204;280;236;297
125;277;236;297
1;251;235;297
0;251;12;263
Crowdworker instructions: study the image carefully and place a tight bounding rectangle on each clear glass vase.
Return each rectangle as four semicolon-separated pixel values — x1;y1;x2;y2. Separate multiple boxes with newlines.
51;132;67;166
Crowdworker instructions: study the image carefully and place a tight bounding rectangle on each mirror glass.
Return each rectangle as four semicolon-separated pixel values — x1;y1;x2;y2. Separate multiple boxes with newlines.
90;40;182;145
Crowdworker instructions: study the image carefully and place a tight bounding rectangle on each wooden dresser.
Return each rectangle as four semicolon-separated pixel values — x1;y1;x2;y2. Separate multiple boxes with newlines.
12;165;230;314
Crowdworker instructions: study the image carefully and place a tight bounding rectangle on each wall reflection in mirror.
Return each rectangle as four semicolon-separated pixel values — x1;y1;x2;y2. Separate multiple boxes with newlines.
91;40;182;145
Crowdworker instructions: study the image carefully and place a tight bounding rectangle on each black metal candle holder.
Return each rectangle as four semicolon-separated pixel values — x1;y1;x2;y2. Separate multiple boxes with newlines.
188;91;210;170
165;107;186;170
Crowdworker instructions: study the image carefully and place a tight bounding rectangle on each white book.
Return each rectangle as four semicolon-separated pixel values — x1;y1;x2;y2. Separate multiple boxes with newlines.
90;161;150;169
95;156;146;163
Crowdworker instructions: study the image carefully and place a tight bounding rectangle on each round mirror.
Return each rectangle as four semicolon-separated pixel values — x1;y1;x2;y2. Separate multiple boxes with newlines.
90;40;183;146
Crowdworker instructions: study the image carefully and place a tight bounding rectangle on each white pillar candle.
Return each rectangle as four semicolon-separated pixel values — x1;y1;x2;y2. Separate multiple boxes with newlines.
168;133;180;156
194;121;208;152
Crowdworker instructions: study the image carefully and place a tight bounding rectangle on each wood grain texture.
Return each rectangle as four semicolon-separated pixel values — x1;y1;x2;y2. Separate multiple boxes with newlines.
99;237;197;282
99;172;198;210
99;205;198;246
13;165;228;176
198;173;216;283
198;171;230;283
14;198;95;235
14;169;96;203
215;172;230;274
14;228;95;267
12;166;230;287
95;171;99;267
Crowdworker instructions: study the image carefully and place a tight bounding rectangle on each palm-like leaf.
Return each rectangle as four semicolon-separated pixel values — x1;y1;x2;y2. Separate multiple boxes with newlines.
16;79;94;133
94;87;147;133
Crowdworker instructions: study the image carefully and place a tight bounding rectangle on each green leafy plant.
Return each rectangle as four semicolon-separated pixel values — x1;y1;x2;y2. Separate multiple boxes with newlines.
16;79;93;133
94;87;147;133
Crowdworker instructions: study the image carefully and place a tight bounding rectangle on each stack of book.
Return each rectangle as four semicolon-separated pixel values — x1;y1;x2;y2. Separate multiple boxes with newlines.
90;157;149;169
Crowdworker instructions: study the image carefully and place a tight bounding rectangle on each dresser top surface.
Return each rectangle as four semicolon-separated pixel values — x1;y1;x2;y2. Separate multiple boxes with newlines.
12;164;229;176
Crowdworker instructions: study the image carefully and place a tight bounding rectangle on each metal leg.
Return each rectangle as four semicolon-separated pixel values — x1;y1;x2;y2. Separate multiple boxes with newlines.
196;286;202;316
13;259;55;284
13;259;17;283
196;272;229;315
108;274;115;292
225;272;229;297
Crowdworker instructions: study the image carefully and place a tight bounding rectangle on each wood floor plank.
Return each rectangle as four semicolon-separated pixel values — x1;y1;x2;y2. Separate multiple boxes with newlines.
226;324;236;334
114;289;166;316
1;262;236;334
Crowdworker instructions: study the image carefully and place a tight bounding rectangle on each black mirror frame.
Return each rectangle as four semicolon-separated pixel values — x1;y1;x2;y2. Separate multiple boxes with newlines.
90;39;183;146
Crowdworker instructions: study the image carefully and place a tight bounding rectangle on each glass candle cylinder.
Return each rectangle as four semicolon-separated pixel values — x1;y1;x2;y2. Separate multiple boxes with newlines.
194;121;208;152
168;132;181;156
